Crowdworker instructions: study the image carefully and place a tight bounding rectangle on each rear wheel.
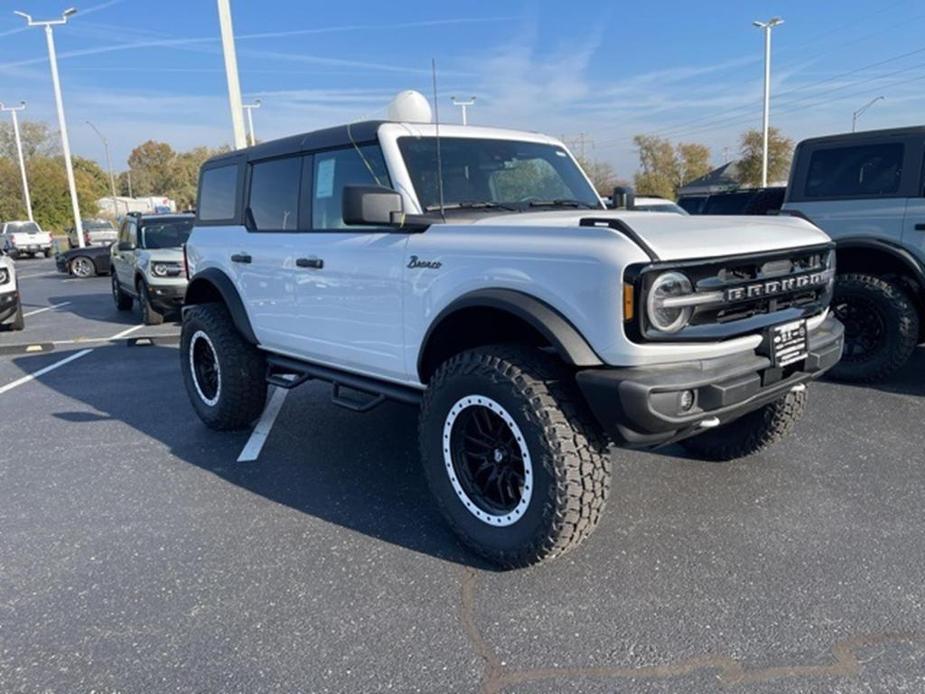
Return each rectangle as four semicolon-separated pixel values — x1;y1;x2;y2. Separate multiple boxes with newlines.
419;345;611;568
180;303;268;431
830;273;918;383
680;388;807;461
111;273;133;311
69;256;95;278
138;281;164;326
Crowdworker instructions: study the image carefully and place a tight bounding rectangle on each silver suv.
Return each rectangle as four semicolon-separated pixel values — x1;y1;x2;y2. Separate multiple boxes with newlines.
110;213;193;325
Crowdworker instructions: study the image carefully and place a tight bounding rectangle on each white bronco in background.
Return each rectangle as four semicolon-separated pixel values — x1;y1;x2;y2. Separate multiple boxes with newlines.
179;116;844;567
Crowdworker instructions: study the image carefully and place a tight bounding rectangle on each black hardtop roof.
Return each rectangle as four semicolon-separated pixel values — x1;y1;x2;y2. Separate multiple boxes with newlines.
798;125;925;147
129;212;194;223
203;120;387;168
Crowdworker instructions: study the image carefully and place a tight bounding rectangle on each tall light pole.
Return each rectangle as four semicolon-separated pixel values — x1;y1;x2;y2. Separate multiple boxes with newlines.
753;17;783;188
242;99;261;146
451;96;476;125
15;8;85;247
0;101;33;222
216;0;247;150
86;120;119;217
852;96;885;132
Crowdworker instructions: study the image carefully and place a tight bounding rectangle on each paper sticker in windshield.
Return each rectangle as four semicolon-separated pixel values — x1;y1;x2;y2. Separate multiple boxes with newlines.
316;159;335;199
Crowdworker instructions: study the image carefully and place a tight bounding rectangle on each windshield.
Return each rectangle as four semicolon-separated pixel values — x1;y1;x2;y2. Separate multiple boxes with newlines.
140;219;193;249
7;222;41;234
398;137;602;212
633;202;688;215
84;220;115;231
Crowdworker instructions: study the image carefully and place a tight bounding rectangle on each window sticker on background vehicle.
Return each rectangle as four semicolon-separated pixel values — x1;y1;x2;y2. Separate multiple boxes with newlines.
316;158;335;199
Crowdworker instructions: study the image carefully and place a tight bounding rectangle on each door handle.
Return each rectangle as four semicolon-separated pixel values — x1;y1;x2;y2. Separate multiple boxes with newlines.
915;224;925;231
296;257;324;269
231;253;252;264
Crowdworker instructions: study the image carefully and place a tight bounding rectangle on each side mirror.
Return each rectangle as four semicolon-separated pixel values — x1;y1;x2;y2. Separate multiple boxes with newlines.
611;186;636;210
117;241;135;252
342;185;404;226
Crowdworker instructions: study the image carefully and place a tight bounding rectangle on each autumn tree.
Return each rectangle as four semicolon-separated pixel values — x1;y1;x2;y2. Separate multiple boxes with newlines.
0;120;58;160
125;141;229;209
575;155;620;195
736;127;794;187
632;135;712;199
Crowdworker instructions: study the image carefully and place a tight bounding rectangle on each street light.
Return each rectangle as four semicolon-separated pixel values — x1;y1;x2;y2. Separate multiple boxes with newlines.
15;7;85;247
753;16;784;188
852;96;885;132
216;0;247;150
86;121;119;217
0;101;33;222
242;99;261;147
451;96;476;125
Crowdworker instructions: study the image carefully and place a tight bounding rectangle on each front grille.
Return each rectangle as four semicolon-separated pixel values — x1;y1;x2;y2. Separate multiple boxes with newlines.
629;244;835;342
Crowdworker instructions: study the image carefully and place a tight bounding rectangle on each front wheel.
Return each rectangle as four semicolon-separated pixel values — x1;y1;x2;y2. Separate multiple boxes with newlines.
180;303;268;431
419;345;611;568
11;302;24;331
138;281;164;326
680;388;807;461
112;273;133;311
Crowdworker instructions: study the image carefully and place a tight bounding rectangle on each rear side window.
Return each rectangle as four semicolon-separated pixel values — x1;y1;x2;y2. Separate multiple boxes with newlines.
248;157;302;231
198;165;239;221
805;143;904;198
312;145;390;229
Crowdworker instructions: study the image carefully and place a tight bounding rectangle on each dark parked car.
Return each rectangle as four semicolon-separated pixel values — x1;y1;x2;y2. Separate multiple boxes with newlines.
56;244;113;278
679;187;786;216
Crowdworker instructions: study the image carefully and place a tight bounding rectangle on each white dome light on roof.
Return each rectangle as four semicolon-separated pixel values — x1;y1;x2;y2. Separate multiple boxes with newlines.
387;90;433;123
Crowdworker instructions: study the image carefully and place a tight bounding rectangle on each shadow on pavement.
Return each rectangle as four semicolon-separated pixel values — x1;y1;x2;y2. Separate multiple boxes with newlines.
825;346;925;398
22;344;493;570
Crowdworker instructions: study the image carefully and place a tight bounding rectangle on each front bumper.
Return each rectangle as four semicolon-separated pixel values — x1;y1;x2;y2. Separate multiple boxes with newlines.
0;290;19;323
147;281;187;310
575;315;844;447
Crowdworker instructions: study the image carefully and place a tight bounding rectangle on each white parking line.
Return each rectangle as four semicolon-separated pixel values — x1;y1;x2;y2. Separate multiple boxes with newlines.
237;387;289;463
22;302;71;318
0;324;144;396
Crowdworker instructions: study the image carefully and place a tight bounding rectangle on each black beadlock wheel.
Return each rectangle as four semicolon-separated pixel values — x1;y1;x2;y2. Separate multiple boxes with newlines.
180;303;268;431
419;345;611;569
829;273;918;383
680;388;807;462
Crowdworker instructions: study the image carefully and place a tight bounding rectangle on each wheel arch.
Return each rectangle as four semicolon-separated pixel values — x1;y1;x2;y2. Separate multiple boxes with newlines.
417;289;602;384
184;268;258;345
836;238;925;322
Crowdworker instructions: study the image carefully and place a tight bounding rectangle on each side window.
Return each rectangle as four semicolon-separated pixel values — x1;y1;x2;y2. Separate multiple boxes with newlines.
248;156;302;231
312;145;390;230
198;164;239;222
804;143;904;198
118;221;131;244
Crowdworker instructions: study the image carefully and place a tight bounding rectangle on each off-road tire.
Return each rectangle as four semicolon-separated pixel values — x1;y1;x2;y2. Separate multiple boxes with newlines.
112;273;133;311
419;345;611;568
138;281;164;326
180;303;267;431
11;302;24;331
680;389;807;462
830;273;918;383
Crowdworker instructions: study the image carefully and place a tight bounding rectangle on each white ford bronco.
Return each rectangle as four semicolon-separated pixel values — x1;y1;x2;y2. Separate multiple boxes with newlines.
180;113;844;567
0;249;24;331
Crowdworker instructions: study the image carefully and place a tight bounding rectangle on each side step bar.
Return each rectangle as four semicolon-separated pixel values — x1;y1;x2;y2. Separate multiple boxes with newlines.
265;354;422;411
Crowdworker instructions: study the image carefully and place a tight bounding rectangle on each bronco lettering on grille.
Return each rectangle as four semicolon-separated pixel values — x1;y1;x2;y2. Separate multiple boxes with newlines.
724;271;829;302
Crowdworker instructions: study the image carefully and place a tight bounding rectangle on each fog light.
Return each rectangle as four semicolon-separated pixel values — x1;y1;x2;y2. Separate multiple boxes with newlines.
679;390;695;412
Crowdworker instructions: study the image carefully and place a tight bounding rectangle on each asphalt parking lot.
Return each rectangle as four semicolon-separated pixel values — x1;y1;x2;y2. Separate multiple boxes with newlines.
1;255;924;693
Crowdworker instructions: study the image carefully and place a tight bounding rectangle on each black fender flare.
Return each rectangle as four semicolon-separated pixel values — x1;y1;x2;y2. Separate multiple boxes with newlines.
417;288;603;378
184;268;258;345
835;237;925;289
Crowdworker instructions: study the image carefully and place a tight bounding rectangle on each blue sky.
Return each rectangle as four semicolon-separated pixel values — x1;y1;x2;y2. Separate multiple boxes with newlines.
1;0;923;176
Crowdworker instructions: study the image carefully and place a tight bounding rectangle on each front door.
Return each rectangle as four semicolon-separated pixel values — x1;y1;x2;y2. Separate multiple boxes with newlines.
112;219;137;290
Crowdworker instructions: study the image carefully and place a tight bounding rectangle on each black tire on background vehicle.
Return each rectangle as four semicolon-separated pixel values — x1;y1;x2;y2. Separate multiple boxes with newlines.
11;302;25;331
69;256;95;278
112;273;133;311
680;388;807;462
181;303;268;430
419;345;611;568
44;249;53;258
138;281;164;326
829;273;919;383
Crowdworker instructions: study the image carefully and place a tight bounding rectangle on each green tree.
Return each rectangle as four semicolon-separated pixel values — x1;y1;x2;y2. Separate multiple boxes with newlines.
0;120;58;160
23;156;104;232
736;127;794;187
0;157;27;221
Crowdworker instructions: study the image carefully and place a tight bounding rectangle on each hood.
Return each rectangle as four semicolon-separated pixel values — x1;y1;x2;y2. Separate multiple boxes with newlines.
142;247;183;262
468;210;831;261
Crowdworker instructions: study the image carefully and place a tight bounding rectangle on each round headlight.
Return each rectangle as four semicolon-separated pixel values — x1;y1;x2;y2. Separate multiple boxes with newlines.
646;271;693;333
0;268;8;284
152;263;168;277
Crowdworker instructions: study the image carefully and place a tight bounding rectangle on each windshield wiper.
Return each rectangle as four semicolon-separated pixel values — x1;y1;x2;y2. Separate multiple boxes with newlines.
425;201;519;212
526;199;597;209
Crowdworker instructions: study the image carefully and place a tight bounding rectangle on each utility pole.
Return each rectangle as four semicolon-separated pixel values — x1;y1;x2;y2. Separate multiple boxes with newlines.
753;17;783;188
242;99;261;146
127;169;133;198
15;8;85;247
0;101;33;222
86;120;119;217
852;96;885;132
450;96;476;125
216;0;247;150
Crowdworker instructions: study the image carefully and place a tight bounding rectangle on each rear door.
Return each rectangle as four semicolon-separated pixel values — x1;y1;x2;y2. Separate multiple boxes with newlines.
901;140;925;266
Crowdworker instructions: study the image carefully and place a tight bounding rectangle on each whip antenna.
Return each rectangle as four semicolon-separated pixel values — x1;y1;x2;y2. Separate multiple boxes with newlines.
431;58;446;220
